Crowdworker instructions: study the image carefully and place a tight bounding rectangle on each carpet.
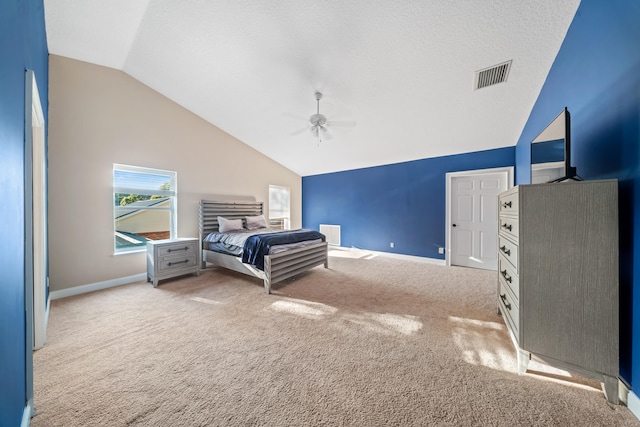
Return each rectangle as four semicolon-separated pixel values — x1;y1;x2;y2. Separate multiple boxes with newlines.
32;249;639;426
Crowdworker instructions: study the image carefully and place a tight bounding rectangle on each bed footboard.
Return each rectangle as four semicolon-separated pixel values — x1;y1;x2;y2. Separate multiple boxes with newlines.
203;249;265;279
263;241;328;293
202;241;328;294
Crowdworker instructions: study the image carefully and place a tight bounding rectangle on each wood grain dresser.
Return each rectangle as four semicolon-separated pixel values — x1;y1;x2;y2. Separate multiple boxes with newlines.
497;179;619;403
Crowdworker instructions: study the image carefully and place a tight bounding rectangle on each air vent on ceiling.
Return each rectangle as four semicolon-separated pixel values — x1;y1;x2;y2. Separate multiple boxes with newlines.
474;60;512;90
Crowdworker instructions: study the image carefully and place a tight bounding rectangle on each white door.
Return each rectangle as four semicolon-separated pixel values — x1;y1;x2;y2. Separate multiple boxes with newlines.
450;172;508;270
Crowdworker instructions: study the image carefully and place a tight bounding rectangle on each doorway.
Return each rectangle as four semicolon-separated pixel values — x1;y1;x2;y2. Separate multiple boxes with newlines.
26;70;48;350
445;167;513;270
24;69;48;419
24;70;49;422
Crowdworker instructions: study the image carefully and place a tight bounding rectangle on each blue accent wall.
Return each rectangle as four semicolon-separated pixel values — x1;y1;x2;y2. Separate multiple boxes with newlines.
0;0;48;425
303;147;514;259
514;0;640;385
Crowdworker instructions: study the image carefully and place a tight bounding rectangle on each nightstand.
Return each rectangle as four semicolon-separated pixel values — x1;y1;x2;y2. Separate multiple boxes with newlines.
147;238;200;287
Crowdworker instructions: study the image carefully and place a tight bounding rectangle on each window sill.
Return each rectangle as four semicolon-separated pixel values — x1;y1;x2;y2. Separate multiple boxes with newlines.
114;248;146;256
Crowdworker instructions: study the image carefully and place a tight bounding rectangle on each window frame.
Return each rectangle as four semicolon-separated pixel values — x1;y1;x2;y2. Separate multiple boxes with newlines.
113;164;177;255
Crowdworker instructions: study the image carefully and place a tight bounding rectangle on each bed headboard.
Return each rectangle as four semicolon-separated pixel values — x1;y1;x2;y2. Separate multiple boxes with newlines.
199;199;263;242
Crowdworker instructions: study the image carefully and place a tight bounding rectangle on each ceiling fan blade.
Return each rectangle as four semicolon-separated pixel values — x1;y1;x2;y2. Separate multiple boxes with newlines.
326;120;356;127
291;126;310;136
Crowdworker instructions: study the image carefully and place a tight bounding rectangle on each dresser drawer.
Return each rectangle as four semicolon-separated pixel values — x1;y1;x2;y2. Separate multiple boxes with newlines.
498;216;519;241
157;241;197;258
498;255;519;302
498;235;518;271
499;281;519;337
499;191;519;215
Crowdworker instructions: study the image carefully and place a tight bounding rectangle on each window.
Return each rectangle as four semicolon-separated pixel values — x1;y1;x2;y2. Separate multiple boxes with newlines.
113;164;177;254
269;185;290;230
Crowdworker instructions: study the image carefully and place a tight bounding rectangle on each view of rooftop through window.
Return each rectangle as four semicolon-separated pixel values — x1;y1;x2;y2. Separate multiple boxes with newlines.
113;165;177;253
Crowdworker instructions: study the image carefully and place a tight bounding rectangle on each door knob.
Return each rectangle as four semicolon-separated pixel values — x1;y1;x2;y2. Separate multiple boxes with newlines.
452;224;457;227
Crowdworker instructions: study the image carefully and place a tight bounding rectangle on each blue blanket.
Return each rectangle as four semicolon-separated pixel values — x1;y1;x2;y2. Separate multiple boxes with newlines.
241;229;325;271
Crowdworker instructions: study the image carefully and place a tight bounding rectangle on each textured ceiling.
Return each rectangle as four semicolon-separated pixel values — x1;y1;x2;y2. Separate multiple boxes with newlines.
44;0;580;176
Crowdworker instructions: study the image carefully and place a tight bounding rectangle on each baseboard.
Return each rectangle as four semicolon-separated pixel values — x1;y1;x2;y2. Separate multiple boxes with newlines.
50;273;146;300
375;250;446;265
329;246;446;266
627;389;640;421
21;400;33;427
48;250;445;300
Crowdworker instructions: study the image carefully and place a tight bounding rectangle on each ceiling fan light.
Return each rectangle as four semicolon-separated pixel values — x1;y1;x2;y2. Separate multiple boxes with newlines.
310;113;327;126
320;126;333;140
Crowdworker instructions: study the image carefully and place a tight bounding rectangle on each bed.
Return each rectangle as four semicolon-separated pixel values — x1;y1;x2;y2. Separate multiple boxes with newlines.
199;199;329;294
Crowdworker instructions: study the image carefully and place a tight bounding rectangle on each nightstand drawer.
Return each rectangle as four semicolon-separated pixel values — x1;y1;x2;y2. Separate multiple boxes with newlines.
158;241;197;258
158;254;198;272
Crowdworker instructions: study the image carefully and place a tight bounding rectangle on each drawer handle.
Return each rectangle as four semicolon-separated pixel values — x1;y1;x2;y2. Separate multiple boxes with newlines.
499;246;511;256
501;223;512;231
168;246;189;253
500;293;511;310
167;259;189;267
500;269;512;283
502;201;512;208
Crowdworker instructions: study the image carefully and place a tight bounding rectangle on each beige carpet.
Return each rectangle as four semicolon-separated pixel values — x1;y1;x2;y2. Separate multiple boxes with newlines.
32;249;639;426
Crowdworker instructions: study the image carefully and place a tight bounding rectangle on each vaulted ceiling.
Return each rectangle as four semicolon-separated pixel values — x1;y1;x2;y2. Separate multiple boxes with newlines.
44;0;580;176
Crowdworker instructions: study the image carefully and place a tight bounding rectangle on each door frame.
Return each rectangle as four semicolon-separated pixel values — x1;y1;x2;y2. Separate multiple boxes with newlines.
24;69;48;420
445;166;514;267
29;70;47;351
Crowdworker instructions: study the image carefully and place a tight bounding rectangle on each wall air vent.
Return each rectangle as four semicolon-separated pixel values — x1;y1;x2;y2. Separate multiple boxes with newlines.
319;224;341;246
474;60;512;90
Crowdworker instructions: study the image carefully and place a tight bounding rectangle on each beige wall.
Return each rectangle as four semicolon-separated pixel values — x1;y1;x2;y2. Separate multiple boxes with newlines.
48;55;301;291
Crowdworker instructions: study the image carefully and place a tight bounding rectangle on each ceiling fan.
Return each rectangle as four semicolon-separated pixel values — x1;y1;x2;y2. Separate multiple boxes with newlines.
291;91;356;142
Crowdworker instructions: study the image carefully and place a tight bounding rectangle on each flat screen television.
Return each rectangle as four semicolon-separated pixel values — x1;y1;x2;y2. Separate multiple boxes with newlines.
530;107;579;183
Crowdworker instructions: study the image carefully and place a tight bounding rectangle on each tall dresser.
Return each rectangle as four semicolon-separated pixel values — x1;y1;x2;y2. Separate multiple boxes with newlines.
497;179;619;403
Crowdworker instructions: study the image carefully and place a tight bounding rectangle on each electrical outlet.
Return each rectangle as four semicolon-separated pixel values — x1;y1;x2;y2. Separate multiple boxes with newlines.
438;247;444;254
390;242;394;248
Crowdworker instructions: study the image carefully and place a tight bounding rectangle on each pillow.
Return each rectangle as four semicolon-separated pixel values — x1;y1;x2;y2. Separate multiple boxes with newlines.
245;214;268;230
217;216;243;233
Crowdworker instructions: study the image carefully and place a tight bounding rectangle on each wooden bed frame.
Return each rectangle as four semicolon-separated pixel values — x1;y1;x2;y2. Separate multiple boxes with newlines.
199;199;328;294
